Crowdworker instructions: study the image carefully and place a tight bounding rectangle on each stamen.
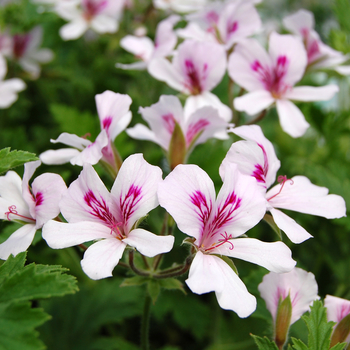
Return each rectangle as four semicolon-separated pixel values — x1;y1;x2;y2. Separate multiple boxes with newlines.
5;205;35;222
205;231;234;252
110;221;124;240
267;175;294;201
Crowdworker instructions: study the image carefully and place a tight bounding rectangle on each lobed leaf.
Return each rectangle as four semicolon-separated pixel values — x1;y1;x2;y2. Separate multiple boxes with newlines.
0;148;38;175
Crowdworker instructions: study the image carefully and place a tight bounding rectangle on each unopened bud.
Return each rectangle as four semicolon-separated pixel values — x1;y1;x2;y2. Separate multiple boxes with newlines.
330;313;350;348
168;121;186;170
275;294;292;350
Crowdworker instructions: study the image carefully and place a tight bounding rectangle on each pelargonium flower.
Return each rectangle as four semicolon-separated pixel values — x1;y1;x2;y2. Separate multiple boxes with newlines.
0;54;26;108
228;32;339;137
55;0;125;40
258;267;319;325
148;39;232;121
283;9;350;75
325;295;350;345
177;0;261;50
117;15;180;70
42;154;174;280
0;161;67;259
126;95;228;169
40;91;132;173
158;162;295;317
7;26;54;79
220;125;347;243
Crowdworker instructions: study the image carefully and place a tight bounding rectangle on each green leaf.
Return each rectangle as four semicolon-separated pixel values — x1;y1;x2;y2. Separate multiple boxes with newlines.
168;121;186;170
330;313;350;347
147;279;161;304
251;335;279;350
0;148;38;175
0;251;26;283
290;338;309;350
330;343;347;350
158;278;186;294
0;301;50;350
216;255;238;275
120;275;149;287
0;262;78;304
302;300;335;350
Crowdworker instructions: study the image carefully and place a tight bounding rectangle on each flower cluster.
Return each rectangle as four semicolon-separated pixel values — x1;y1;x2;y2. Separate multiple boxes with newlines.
1;0;348;331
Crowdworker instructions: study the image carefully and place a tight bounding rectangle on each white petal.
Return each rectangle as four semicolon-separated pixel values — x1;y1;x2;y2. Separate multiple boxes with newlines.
158;164;216;242
267;175;346;219
60;163;112;224
51;132;91;149
0;79;26;108
186;252;256;317
120;35;154;62
234;91;275;115
228;38;272;92
228;124;281;188
111;154;162;232
148;58;184;92
59;19;88;40
335;65;350;75
0;224;36;260
184;92;232;122
268;32;307;86
42;220;112;248
81;238;126;280
126;124;162;148
275;99;310;138
39;148;81;165
215;237;296;273
214;162;266;238
91;15;118;34
123;228;174;257
283;9;314;35
31;173;67;228
284;85;339;102
269;208;313;244
116;62;148;70
95;91;132;141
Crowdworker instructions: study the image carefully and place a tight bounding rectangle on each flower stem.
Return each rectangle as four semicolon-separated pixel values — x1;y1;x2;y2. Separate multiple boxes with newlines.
141;295;152;350
153;255;193;279
245;109;267;125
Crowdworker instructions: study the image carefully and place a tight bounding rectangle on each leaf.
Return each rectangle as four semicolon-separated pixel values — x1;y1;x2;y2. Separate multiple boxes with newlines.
330;343;347;350
0;301;49;350
158;278;186;294
120;275;149;287
290;338;309;350
302;300;335;350
147;279;161;304
0;251;26;283
0;262;78;304
0;148;38;175
251;334;279;350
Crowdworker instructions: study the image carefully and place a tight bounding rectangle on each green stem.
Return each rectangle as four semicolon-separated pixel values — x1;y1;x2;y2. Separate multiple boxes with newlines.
153;256;193;279
141;295;152;350
129;251;150;277
245;109;267;125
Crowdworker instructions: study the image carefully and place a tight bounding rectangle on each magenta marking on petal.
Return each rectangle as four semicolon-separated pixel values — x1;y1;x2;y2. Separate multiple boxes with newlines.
162;113;176;134
35;192;44;206
13;33;31;59
204;231;234;252
102;116;112;133
210;191;241;234
84;190;119;230
251;56;291;97
184;59;203;95
83;0;108;20
120;184;142;225
227;21;238;36
252;143;269;185
338;303;350;321
190;190;212;225
186;119;210;145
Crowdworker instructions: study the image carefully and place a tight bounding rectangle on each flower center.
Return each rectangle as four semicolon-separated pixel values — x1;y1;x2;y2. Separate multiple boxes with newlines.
82;0;108;21
184;59;206;95
13;33;30;59
267;175;294;201
202;231;234;252
251;55;290;98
